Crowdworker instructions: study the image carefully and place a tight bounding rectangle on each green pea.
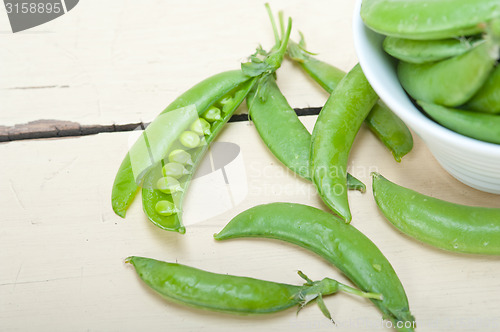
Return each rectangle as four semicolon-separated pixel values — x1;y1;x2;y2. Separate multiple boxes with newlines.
156;176;182;194
372;172;500;255
168;149;193;166
214;202;415;329
203;106;222;123
190;118;211;136
162;162;189;179
219;95;233;106
154;200;177;216
126;256;382;320
179;131;200;149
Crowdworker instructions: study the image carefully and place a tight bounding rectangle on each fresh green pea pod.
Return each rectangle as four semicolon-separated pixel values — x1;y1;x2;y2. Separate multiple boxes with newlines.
398;41;497;107
360;0;500;40
247;74;366;192
287;39;413;162
418;100;500;144
141;77;257;233
140;14;294;233
127;256;381;320
311;64;378;222
383;36;484;64
214;203;415;331
111;70;251;218
465;65;500;114
372;173;500;255
112;7;294;223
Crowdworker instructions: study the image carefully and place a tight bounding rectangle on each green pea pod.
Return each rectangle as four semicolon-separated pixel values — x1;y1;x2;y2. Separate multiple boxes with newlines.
141;77;257;233
465;65;500;114
360;0;500;40
214;203;415;331
372;173;500;255
418;100;500;144
138;12;294;233
287;39;413;162
111;70;251;218
126;256;382;319
383;36;484;64
247;75;366;192
311;64;378;222
112;7;294;226
397;41;497;107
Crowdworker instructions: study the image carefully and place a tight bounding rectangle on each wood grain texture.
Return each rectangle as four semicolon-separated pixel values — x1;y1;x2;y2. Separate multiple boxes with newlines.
1;119;499;332
0;0;355;126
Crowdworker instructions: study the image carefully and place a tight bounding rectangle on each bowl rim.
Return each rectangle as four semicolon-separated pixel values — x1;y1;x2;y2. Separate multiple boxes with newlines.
352;0;500;156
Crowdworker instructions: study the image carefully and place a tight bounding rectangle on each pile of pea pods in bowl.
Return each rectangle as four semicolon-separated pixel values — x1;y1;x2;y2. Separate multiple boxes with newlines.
353;0;500;194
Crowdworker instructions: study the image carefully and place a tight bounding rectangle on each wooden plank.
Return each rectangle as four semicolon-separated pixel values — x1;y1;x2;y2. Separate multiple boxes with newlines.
0;0;356;126
1;119;499;331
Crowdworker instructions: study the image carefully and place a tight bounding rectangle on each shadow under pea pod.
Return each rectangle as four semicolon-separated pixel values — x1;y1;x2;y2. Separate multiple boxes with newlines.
181;141;247;226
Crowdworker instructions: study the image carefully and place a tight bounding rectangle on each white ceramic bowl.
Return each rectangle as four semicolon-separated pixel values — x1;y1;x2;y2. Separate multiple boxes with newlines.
352;0;500;194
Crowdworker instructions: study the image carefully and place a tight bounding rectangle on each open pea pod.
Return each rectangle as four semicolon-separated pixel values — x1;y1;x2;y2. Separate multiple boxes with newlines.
111;70;251;218
112;11;294;233
361;0;500;40
141;78;257;233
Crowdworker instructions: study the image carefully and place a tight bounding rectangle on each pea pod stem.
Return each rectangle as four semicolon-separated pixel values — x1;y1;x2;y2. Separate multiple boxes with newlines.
287;37;413;162
214;202;415;331
126;256;382;319
372;172;500;255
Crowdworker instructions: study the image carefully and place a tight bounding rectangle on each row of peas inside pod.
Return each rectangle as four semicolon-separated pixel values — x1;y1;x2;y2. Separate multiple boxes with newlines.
140;87;250;234
361;0;500;144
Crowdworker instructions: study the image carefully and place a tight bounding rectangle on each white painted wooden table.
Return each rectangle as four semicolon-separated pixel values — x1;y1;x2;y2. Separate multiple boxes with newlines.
1;1;499;331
